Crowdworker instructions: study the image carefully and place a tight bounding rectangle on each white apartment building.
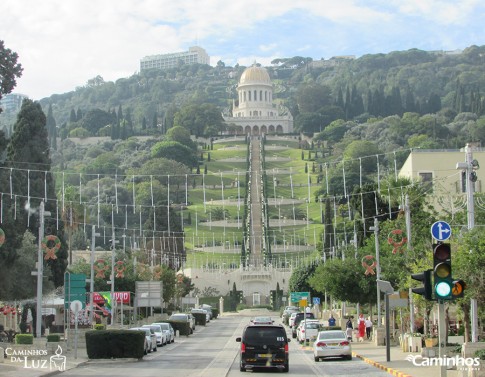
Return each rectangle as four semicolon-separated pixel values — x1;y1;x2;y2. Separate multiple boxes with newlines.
140;46;210;71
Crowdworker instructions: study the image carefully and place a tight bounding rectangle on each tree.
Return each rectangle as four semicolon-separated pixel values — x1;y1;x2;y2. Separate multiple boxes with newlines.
0;40;23;113
151;140;198;168
0;99;67;289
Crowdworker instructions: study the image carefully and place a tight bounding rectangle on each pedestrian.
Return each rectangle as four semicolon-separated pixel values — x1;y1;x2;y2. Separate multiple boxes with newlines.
346;317;353;342
365;317;373;339
358;314;365;342
328;315;336;327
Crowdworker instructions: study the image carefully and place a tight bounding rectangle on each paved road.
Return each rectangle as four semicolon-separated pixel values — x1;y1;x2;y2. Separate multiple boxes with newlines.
54;312;389;377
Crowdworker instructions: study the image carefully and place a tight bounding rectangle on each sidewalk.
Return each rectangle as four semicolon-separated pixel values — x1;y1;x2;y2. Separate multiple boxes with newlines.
351;339;470;377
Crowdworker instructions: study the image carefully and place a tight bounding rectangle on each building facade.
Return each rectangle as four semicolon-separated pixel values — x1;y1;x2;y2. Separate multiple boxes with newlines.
140;46;210;71
224;65;293;135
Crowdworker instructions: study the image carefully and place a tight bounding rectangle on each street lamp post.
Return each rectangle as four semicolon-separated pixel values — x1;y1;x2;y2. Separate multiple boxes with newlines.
370;218;381;326
34;201;50;339
377;279;394;362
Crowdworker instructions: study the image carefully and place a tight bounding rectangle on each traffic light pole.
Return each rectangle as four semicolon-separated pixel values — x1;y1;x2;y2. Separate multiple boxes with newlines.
457;144;478;342
438;301;447;377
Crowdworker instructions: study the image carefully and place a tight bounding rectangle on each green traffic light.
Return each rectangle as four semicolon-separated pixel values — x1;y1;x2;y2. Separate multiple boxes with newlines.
435;281;452;298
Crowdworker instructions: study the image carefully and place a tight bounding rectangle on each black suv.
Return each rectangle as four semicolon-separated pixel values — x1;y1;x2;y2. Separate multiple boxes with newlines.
236;324;290;372
291;312;315;338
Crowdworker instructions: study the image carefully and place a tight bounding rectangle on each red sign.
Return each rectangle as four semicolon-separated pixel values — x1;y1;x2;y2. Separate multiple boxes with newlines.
93;291;131;304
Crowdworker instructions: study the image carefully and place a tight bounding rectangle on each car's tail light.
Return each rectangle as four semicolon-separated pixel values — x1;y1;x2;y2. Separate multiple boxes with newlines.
316;342;326;347
241;342;246;353
284;343;289;353
340;341;350;346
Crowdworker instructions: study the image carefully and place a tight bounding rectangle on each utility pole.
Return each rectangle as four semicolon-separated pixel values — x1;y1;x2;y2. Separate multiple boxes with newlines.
370;217;381;326
89;225;100;325
34;201;50;339
456;144;479;342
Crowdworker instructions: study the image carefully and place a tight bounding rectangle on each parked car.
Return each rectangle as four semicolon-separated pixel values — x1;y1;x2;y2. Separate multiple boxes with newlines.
129;327;156;354
201;304;213;319
142;324;166;346
250;316;274;325
153;322;175;343
296;320;320;343
169;313;195;333
281;306;299;322
313;330;352;361
236;324;290;372
291;312;315;338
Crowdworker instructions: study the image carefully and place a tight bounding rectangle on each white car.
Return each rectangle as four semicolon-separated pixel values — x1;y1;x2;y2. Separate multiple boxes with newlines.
313;330;352;361
288;312;298;328
142;324;166;346
129;327;157;354
152;322;175;343
296;320;320;343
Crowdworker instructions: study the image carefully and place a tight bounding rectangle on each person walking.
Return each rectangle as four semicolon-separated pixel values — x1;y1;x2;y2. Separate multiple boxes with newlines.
345;317;353;342
358;314;365;342
328;315;336;327
365;317;373;340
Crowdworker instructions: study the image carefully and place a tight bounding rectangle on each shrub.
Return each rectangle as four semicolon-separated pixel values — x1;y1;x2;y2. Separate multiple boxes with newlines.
47;334;61;342
211;308;219;319
85;330;145;359
94;324;105;331
475;349;485;360
192;313;206;326
15;334;34;344
166;320;191;336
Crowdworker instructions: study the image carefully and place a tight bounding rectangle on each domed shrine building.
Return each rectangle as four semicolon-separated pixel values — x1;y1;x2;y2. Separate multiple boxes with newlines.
224;65;293;135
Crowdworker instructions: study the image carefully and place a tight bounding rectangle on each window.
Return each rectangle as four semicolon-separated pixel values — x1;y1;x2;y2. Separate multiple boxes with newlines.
419;172;433;192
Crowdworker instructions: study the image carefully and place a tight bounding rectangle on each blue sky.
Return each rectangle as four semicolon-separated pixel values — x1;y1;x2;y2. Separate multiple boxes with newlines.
2;0;484;100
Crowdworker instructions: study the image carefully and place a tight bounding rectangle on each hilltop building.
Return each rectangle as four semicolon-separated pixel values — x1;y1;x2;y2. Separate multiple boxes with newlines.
224;65;293;135
0;93;28;113
140;46;210;71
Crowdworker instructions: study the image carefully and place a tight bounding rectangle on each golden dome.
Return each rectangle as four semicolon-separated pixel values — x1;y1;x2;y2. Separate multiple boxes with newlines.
239;65;271;85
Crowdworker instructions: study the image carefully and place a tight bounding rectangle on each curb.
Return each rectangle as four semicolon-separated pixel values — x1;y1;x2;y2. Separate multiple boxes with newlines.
353;352;412;377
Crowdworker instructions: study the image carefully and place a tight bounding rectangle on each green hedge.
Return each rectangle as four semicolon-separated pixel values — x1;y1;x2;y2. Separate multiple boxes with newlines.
15;334;34;344
192;313;206;326
211;308;219;319
94;324;105;330
47;334;61;342
166;320;191;336
85;330;145;359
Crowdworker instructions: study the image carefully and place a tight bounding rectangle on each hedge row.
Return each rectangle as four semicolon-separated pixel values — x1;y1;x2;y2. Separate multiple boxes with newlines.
86;330;145;359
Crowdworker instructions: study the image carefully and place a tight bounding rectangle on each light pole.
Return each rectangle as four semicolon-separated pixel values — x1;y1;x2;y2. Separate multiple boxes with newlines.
34;201;50;338
377;279;394;362
370;218;381;326
89;225;100;325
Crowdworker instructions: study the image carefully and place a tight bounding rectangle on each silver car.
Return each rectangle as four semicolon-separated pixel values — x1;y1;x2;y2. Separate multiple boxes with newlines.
152;322;175;343
143;324;166;346
129;327;157;354
313;330;352;361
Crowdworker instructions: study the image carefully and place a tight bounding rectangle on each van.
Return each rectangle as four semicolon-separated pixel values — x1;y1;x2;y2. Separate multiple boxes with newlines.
236;324;290;372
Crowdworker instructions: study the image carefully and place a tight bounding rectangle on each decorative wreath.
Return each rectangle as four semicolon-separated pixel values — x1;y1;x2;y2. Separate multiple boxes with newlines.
361;255;377;275
115;261;126;278
94;259;109;278
0;227;5;247
42;235;61;260
387;229;407;254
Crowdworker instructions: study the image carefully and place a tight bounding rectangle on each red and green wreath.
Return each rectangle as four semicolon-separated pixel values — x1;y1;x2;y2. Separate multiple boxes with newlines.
42;235;61;260
387;229;407;254
115;261;126;278
0;227;5;247
94;259;109;278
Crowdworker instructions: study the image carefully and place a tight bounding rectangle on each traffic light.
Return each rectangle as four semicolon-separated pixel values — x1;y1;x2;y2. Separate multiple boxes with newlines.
411;269;433;300
433;243;453;300
452;279;466;299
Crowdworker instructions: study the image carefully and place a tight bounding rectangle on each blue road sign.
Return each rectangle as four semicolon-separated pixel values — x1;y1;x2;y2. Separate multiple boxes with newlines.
431;221;452;241
312;297;320;305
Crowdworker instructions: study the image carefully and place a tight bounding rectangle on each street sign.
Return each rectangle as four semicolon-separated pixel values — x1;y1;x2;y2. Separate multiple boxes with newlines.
312;297;320;305
290;292;310;303
431;221;451;241
64;273;86;309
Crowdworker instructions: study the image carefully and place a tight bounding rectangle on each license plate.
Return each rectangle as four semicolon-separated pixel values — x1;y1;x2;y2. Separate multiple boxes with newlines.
327;343;338;346
258;353;272;358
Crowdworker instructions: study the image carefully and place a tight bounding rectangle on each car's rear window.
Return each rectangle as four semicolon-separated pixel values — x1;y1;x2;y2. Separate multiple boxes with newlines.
305;323;320;329
318;331;346;340
244;327;287;345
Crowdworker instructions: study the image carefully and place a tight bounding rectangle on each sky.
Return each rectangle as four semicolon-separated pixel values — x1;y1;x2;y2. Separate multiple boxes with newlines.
2;0;485;100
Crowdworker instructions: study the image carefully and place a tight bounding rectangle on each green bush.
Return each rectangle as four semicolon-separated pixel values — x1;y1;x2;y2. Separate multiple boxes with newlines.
211;308;219;319
166;320;191;336
94;324;105;330
15;334;34;344
85;330;145;359
47;334;61;342
475;349;485;360
192;313;206;326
